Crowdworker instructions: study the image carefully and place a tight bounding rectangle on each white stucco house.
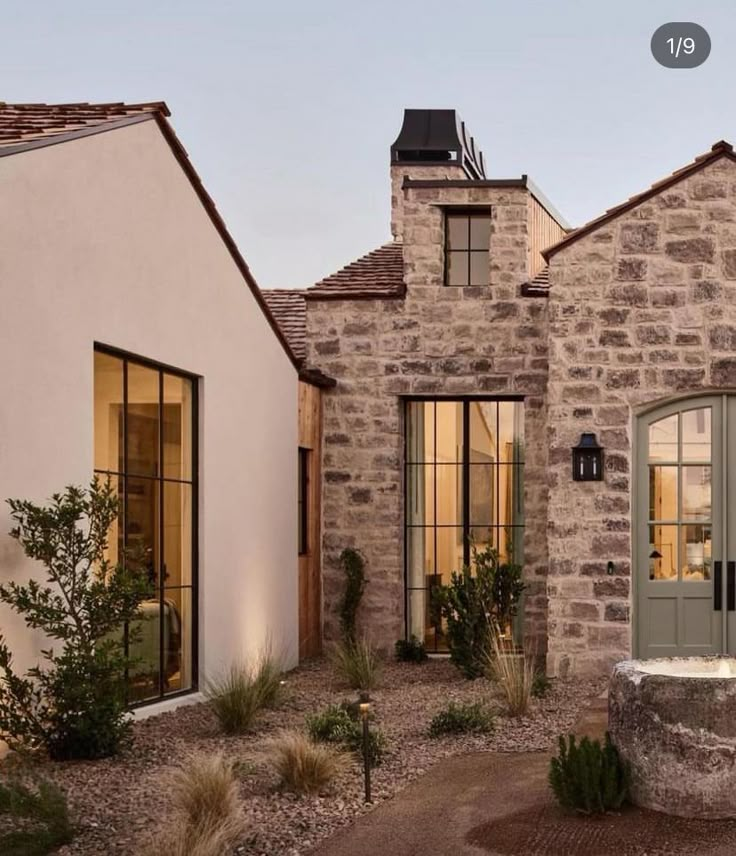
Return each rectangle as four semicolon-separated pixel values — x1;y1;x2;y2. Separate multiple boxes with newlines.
0;101;299;715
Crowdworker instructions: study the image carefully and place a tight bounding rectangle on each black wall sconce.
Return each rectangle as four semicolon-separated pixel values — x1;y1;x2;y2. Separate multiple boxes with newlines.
572;433;604;481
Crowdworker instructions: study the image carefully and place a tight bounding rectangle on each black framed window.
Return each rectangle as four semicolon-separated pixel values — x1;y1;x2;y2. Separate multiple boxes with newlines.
298;448;309;555
405;398;524;652
445;211;491;286
94;346;198;706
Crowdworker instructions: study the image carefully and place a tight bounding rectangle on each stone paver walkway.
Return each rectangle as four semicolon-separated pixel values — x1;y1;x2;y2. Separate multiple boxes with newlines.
309;693;736;856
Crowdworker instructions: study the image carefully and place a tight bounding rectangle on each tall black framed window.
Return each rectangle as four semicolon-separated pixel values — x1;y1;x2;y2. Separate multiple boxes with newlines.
298;448;309;555
405;398;524;652
445;211;491;286
94;346;198;705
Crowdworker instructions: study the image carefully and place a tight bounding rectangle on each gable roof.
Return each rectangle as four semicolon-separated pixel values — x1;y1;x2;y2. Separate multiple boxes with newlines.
544;140;736;260
520;265;549;297
0;100;299;369
0;101;169;146
262;289;306;361
306;243;405;300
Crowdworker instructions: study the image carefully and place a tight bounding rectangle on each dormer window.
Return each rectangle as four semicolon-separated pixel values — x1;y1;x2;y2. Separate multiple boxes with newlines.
445;211;491;286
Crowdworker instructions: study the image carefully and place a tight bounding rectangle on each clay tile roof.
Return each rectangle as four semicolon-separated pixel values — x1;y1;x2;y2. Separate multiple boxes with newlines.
520;266;550;297
261;289;307;362
544;139;736;260
306;242;405;300
0;101;170;145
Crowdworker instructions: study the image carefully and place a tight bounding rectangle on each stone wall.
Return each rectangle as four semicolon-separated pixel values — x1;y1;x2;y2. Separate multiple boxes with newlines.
306;176;552;652
546;155;736;677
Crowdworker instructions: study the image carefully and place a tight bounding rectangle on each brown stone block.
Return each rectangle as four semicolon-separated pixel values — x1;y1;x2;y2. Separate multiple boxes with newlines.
606;368;640;389
665;237;716;263
690;179;728;200
599;308;630;325
651;289;686;308
594;494;630;514
662;368;706;389
616;258;648;281
712;358;736;386
587;625;630;649
599;329;631;347
592;532;630;554
636;325;671;346
607;284;649;307
648;349;680;364
674;332;701;346
604;602;630;622
723;249;736;279
593;577;631;598
620;222;659;253
565;601;601;621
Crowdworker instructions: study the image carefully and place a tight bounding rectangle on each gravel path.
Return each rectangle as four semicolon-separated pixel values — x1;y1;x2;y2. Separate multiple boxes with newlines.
4;658;604;855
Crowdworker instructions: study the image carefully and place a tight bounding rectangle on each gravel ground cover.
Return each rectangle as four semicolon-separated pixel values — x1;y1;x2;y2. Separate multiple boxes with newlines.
3;658;604;855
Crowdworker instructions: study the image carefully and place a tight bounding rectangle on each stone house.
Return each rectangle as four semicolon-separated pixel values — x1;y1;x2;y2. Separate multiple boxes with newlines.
267;109;736;677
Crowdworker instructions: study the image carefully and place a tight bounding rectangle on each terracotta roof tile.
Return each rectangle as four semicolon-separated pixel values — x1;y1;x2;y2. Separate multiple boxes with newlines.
544;140;736;260
0;101;170;145
306;243;405;300
261;289;307;362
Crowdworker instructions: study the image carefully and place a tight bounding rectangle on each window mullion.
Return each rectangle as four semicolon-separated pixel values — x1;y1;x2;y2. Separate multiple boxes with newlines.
462;401;470;567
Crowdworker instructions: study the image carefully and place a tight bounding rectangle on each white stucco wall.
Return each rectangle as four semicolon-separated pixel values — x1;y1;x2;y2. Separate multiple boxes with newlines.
0;119;299;696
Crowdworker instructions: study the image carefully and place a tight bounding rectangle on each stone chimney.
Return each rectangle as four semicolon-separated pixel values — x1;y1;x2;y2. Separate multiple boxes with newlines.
390;109;486;241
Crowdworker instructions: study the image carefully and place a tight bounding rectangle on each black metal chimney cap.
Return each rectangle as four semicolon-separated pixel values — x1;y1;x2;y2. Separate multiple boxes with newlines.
390;109;486;179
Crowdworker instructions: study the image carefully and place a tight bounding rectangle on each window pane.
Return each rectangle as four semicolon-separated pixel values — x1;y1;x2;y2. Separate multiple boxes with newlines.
163;374;193;480
681;524;712;581
128;601;162;703
406;528;435;588
447;216;469;250
163;482;192;587
127;364;160;477
469;465;495;527
127;477;160;587
407;465;435;526
469;251;490;286
94;351;124;473
499;402;523;463
163;587;193;693
447;251;469;286
682;466;711;521
98;473;123;568
469;216;491;249
406;401;435;463
436;401;463;463
436;465;462;525
649;466;678;521
469;402;497;462
649;524;678;580
682;408;711;462
436;527;464;578
649;414;678;462
498;464;523;528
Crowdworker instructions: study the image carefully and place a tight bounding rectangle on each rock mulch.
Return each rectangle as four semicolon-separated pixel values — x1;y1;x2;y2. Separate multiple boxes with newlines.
4;658;604;855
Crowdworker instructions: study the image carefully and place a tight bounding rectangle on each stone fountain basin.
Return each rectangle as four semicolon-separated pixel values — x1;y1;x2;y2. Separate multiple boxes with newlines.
609;657;736;819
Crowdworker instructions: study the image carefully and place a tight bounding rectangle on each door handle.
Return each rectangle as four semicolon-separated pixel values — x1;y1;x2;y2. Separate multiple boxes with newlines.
715;561;723;611
728;562;735;612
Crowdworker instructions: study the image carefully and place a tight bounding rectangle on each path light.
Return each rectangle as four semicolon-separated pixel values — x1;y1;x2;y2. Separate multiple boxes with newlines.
358;691;372;803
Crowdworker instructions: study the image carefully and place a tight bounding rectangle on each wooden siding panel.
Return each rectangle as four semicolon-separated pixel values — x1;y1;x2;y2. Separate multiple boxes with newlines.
529;196;566;277
298;380;323;658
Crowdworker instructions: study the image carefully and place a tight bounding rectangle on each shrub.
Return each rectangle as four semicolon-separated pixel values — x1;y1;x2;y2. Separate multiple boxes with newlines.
141;752;245;856
395;636;428;663
330;638;382;690
429;701;494;737
532;671;551;698
306;704;386;767
0;479;151;759
265;730;347;794
433;543;524;679
549;733;630;815
0;777;73;856
205;654;283;734
487;632;535;717
339;548;366;643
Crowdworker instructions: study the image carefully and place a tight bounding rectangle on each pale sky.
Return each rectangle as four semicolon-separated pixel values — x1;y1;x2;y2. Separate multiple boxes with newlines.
4;0;736;288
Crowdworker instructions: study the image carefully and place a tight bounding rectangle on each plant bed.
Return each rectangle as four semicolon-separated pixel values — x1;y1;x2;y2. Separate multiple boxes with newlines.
13;658;604;856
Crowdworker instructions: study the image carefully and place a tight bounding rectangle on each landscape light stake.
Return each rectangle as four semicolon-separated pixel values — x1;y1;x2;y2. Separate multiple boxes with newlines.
359;691;372;803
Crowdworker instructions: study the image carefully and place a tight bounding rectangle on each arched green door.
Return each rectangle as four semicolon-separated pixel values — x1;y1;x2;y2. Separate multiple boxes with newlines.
637;396;728;658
